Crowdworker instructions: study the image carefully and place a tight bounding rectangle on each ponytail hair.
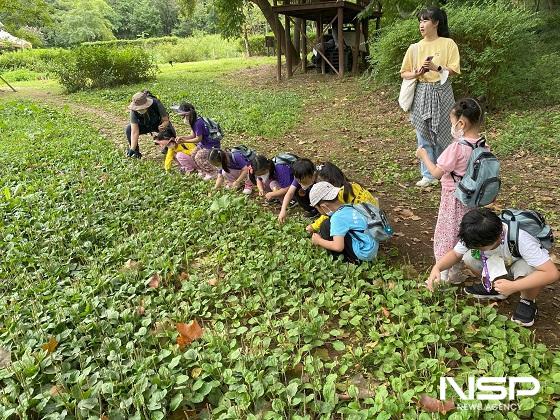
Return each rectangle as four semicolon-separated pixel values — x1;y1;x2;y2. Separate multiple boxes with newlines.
177;102;198;128
208;148;230;173
418;7;450;38
451;97;484;126
249;154;273;184
316;162;353;203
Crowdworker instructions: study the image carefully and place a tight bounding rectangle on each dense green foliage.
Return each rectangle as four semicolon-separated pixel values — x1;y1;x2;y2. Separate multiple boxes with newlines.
1;100;559;418
52;45;157;92
368;2;560;107
82;36;181;48
155;35;241;63
0;48;66;73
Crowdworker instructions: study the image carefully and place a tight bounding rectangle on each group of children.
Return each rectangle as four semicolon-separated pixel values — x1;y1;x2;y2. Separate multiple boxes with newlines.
129;95;558;327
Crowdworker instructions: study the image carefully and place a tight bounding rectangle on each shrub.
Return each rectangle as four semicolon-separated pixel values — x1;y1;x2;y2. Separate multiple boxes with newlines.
52;45;158;92
0;48;66;73
1;69;45;82
82;36;180;48
368;1;553;107
155;34;240;63
239;33;318;57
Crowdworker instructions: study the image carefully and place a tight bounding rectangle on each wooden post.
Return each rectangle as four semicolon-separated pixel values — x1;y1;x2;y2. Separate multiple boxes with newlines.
285;15;293;78
302;19;307;73
0;75;16;92
275;13;282;81
337;6;344;77
318;17;325;74
352;20;361;75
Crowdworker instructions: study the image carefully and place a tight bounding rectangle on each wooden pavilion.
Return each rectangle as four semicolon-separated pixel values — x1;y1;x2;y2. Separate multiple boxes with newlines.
272;0;382;79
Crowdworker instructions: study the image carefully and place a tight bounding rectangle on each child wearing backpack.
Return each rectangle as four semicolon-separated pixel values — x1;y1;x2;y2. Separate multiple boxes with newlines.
308;182;379;264
278;158;319;223
426;208;558;327
249;154;296;201
172;102;221;180
416;98;493;283
305;162;379;234
208;147;253;194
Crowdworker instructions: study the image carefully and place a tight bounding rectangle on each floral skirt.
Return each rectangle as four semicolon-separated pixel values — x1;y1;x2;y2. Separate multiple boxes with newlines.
434;188;469;261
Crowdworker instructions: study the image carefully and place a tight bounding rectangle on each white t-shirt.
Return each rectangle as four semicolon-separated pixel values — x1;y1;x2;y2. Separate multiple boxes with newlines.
453;223;550;268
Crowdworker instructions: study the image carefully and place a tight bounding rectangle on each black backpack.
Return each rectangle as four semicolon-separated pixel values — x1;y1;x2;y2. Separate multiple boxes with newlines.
202;117;224;143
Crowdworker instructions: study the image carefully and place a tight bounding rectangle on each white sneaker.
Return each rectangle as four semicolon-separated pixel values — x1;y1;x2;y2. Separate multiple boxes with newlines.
203;174;214;181
416;177;439;187
242;188;252;195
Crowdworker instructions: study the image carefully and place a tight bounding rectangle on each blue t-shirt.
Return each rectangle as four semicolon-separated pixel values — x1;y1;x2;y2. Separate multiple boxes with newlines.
330;206;378;261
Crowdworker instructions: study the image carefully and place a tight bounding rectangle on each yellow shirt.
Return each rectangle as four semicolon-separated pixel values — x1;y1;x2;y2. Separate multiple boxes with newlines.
400;37;460;83
164;142;196;171
311;183;379;231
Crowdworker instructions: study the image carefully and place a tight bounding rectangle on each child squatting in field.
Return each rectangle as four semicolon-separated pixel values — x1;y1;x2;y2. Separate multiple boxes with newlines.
427;208;559;327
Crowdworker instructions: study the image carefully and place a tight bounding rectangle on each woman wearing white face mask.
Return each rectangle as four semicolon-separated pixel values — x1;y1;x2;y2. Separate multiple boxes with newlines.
416;98;486;283
125;91;175;159
400;6;461;187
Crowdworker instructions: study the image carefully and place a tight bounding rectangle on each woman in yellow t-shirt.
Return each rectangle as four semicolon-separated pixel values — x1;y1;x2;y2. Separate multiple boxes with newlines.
400;7;461;188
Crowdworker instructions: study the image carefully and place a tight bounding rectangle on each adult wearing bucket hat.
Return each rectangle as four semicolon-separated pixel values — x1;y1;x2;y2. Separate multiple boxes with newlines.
309;182;378;264
125;91;176;158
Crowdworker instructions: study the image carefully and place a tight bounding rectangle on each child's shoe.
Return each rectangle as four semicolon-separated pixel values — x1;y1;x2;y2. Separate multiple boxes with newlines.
242;188;252;195
511;299;537;327
203;174;214;181
415;177;438;187
464;283;506;300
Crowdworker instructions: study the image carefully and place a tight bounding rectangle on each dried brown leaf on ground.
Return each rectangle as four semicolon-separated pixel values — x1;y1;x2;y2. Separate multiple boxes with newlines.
176;320;204;349
418;394;455;413
0;348;11;368
41;337;58;354
148;273;160;289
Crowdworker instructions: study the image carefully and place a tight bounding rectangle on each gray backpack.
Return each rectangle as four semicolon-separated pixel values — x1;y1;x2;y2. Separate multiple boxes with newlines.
230;145;256;162
500;209;554;258
272;153;299;166
202;117;224;143
453;138;501;208
348;202;393;242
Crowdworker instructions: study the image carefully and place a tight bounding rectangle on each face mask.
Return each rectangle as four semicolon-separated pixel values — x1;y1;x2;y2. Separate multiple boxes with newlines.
451;121;465;139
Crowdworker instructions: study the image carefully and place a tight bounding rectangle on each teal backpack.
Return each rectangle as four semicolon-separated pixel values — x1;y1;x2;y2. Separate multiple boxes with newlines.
500;209;554;258
272;153;299;166
453;138;501;208
230;145;256;162
348;202;393;242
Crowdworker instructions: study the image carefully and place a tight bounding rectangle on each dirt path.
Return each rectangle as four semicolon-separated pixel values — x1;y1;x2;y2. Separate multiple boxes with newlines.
4;74;559;349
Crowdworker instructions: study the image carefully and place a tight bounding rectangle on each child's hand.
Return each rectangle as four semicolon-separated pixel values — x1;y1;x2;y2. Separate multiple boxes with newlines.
493;279;517;296
258;188;265;197
311;233;321;246
278;210;287;224
264;192;275;201
415;147;427;159
305;224;315;234
426;266;441;292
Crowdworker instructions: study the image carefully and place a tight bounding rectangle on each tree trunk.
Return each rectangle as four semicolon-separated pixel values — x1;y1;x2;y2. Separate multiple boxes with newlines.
243;25;251;56
250;0;301;64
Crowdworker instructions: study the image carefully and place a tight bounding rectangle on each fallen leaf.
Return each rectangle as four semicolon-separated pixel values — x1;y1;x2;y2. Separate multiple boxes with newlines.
178;272;189;281
124;259;141;270
399;209;414;218
136;300;145;316
410;215;421;221
418;394;455;413
191;367;202;378
488;302;498;308
381;307;391;318
176;320;204;349
207;278;218;286
148;274;160;289
49;384;63;397
42;337;58;354
0;348;11;368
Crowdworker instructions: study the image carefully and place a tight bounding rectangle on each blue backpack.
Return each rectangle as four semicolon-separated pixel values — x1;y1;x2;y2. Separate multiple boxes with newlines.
453;138;501;208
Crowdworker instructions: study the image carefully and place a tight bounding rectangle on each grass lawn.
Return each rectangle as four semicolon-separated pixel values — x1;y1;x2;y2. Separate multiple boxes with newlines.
1;58;559;419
